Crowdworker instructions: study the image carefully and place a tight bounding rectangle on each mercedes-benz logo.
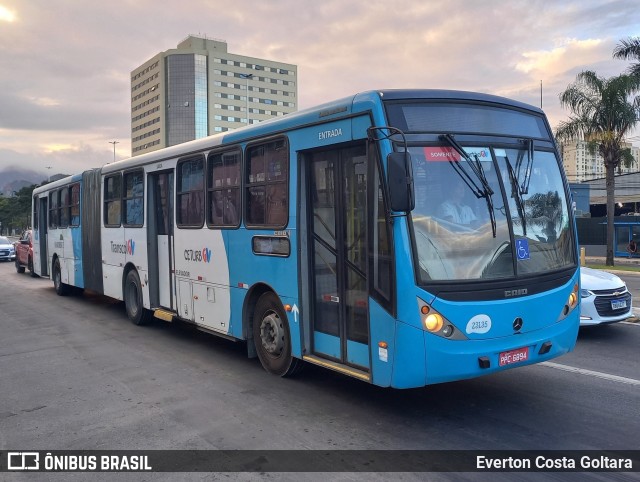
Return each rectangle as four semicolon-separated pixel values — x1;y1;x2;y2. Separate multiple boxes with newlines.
513;317;523;331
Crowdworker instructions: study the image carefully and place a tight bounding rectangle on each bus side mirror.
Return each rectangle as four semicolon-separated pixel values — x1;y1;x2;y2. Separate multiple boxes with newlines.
387;152;415;213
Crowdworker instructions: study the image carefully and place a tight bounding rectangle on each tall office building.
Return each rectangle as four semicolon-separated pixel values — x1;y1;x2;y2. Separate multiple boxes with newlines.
131;35;298;156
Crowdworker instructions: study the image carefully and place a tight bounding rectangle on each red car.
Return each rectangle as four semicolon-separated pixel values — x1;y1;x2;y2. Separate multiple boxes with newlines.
15;229;37;277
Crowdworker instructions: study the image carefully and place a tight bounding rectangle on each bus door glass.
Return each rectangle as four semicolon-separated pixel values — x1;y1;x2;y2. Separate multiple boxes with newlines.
147;171;174;309
38;196;49;276
308;144;370;370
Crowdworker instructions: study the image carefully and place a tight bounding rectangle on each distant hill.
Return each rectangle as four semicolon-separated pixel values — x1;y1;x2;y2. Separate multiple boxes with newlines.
0;168;72;196
2;179;35;196
0;167;46;195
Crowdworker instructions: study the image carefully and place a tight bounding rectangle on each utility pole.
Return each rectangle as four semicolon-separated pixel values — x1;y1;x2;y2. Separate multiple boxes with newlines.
540;80;543;109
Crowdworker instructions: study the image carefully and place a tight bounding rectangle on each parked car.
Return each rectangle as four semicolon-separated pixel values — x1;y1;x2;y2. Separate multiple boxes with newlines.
15;229;37;276
0;236;16;262
580;267;633;326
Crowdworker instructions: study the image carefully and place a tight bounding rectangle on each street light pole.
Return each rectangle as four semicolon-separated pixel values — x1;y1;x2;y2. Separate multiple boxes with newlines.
108;141;119;162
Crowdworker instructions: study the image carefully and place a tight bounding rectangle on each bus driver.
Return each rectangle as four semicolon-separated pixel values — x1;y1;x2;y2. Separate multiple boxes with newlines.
438;179;477;225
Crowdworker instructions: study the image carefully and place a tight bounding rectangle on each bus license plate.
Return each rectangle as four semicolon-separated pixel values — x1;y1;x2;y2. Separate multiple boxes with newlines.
611;299;627;310
499;347;529;367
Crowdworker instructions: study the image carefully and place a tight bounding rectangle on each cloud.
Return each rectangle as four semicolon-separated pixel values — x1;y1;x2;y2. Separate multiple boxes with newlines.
0;143;115;177
515;38;609;76
1;0;640;177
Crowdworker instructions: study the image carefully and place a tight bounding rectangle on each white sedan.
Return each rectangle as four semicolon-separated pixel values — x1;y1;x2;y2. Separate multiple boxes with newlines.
0;236;16;262
580;267;633;326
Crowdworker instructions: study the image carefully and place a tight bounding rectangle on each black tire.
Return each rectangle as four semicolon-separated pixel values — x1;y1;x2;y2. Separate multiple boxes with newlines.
124;269;152;325
253;292;303;377
28;256;38;277
53;258;69;296
15;258;25;274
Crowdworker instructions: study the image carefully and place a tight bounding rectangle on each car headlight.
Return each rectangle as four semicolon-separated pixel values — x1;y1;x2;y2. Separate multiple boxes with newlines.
580;289;593;298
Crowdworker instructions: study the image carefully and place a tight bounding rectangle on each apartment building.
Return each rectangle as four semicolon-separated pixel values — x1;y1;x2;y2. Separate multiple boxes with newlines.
559;138;640;183
131;35;298;156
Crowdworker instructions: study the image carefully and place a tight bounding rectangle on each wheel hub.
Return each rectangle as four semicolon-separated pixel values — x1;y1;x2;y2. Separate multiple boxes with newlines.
259;312;284;355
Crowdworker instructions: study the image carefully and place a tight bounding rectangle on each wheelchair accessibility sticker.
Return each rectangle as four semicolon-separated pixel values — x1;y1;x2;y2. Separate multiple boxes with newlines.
516;238;530;260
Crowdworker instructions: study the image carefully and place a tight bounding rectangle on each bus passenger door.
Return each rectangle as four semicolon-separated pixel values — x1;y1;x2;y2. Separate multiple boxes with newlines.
38;196;49;276
147;171;174;310
308;144;370;370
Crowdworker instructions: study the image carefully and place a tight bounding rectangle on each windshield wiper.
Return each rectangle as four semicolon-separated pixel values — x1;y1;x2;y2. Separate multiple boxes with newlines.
439;134;496;237
483;177;497;238
505;155;527;236
515;138;534;194
439;134;493;199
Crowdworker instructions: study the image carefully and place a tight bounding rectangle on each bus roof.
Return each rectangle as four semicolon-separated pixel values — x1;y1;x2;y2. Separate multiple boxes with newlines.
45;89;543;179
375;89;543;114
33;171;85;195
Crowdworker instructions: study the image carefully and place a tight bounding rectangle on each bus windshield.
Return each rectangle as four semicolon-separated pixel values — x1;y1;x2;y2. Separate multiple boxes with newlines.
410;144;575;283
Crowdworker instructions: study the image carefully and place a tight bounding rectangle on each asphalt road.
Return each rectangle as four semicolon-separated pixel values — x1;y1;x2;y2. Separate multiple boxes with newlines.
0;260;638;481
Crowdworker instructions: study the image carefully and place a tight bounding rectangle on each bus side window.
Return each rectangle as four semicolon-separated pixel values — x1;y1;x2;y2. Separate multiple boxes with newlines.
177;156;205;228
49;191;58;228
123;170;144;226
207;149;241;228
70;184;80;226
245;138;289;228
104;174;122;227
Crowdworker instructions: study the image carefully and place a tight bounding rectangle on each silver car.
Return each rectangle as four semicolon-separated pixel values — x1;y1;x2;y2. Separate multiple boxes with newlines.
580;267;633;326
0;236;16;262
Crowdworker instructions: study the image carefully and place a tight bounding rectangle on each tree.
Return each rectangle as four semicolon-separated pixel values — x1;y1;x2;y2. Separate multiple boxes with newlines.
613;37;640;77
0;185;36;235
556;71;640;266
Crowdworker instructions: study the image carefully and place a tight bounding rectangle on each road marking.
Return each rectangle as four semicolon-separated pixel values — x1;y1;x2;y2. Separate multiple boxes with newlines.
541;362;640;386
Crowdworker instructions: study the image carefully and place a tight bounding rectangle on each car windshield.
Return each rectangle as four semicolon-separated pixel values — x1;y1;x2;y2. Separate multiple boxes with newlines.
0;237;10;244
410;145;575;283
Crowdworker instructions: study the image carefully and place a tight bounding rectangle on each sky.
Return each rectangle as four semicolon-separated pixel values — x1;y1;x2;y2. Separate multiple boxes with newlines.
1;0;640;178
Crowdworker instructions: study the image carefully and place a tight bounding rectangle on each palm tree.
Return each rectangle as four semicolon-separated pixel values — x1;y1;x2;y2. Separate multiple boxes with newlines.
613;37;640;77
556;71;640;266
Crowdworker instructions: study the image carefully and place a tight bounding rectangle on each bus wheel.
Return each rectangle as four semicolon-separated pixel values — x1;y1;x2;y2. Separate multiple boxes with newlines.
124;270;151;325
53;258;69;296
253;292;302;377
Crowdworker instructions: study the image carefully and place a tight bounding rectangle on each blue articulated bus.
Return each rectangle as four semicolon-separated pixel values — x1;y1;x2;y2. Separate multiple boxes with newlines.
31;90;580;388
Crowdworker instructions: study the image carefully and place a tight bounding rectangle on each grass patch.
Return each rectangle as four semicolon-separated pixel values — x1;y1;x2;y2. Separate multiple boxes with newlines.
585;263;640;272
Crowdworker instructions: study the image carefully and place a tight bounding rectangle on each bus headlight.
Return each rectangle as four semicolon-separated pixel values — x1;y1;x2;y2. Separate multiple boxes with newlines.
417;298;467;340
558;283;579;321
568;283;579;309
424;313;444;332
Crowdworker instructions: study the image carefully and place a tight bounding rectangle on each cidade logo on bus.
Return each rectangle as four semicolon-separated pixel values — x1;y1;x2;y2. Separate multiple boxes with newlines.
184;248;212;263
110;239;135;255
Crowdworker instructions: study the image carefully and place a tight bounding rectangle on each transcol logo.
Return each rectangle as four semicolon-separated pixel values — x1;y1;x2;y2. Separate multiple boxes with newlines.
110;239;136;255
184;248;212;263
